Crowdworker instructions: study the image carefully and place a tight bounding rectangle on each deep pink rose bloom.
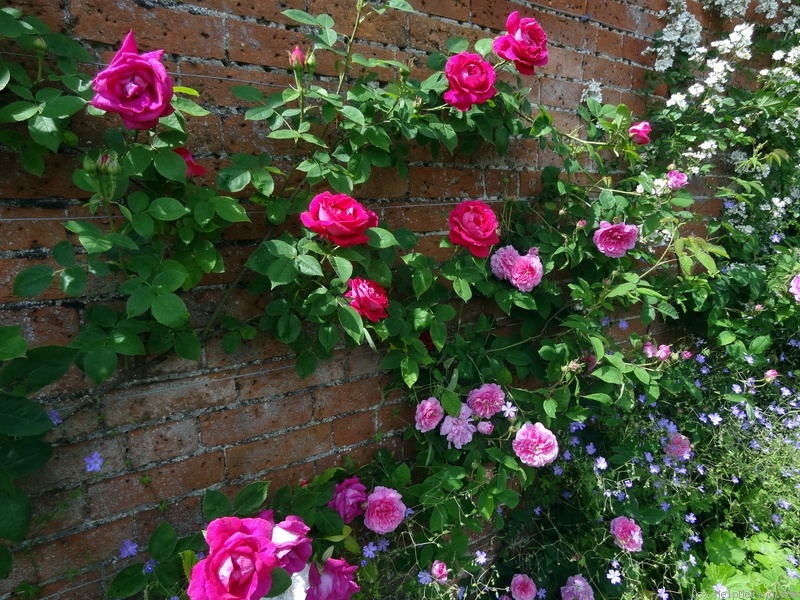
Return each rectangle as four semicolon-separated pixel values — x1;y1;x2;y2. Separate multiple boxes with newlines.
609;516;643;552
187;517;278;600
90;31;175;130
272;515;312;575
790;274;800;301
467;383;506;418
655;344;671;361
664;432;692;460
430;560;448;583
509;249;543;292
327;476;367;524
491;245;520;280
477;420;494;435
492;12;549;75
173;147;207;177
512;422;558;467
628;121;651;145
344;277;389;322
444;52;497;111
666;169;688;190
440;403;477;449
561;574;594;600
300;191;378;246
510;573;537;600
364;486;406;534
448;200;500;258
593;221;638;258
415;397;445;433
289;46;306;70
680;350;693;360
307;557;360;600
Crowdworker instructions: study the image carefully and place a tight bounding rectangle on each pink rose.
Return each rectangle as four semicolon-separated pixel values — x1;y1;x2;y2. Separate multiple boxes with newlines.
448;200;500;257
477;420;494;435
307;557;360;600
790;274;800;301
680;350;693;360
512;422;558;467
642;342;656;358
440;403;477;449
492;12;549;75
765;369;779;382
628;121;651;145
300;191;378;246
663;432;692;461
609;516;643;552
364;486;406;534
467;383;506;418
509;249;543;292
272;515;312;575
327;476;367;524
655;344;672;361
430;560;448;583
490;245;520;280
444;52;497;111
187;517;278;600
344;277;389;322
561;574;594;600
666;169;688;190
593;221;638;258
510;573;537;600
90;31;175;130
289;46;306;71
173;147;207;177
415;397;445;433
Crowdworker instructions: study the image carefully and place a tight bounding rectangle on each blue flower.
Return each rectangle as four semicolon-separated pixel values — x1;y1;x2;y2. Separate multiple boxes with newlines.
119;539;138;559
585;443;596;455
685;513;697;524
501;402;518;418
418;571;432;585
363;542;378;559
474;551;487;565
660;501;671;512
85;452;104;473
617;319;629;330
537;588;547;599
709;413;722;426
48;410;63;425
143;559;157;574
595;456;608;471
376;537;390;552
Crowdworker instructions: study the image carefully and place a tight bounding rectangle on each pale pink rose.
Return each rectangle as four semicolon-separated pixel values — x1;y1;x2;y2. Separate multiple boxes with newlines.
628;121;651;145
512;422;558;467
593;221;638;258
491;245;520;280
344;277;389;322
666;169;688;190
443;52;497;111
448;200;500;258
664;432;692;461
327;476;367;524
364;486;406;534
680;350;693;360
510;573;537;600
440;403;477;449
467;383;506;418
90;31;175;130
655;344;671;361
272;515;312;575
642;342;656;358
609;516;643;552
307;557;360;600
493;12;548;75
790;275;800;302
561;573;594;600
300;191;378;247
415;397;445;433
509;250;544;292
477;421;494;435
765;369;779;382
430;560;448;583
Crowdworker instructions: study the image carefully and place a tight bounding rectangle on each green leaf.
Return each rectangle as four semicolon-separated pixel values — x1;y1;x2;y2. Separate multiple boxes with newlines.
474;38;494;57
339;105;365;127
148;197;190;221
0;393;55;436
0;101;37;123
0;345;76;395
267;257;298;288
40;95;86;118
445;36;469;53
0;438;53;478
337;305;363;343
231;85;265;102
172;96;210;116
65;220;112;253
174;331;201;361
212;196;251;222
0;546;11;579
440;390;461;418
543;398;557;419
154;148;187;183
265;568;292;598
216;166;251;193
329;256;353;282
319;323;339;352
59;266;87;296
83;345;117;384
126;287;154;317
276;313;301;343
296;255;323;277
593;365;623;385
365;227;398;248
13;265;54;297
148;521;178;562
152;270;188;294
282;9;320;25
203;489;233;521
20;146;44;176
28;115;61;151
234;481;270;516
400;357;419;387
718;331;736;346
52;240;75;267
453;278;472;302
265;240;297;259
0;489;30;542
0;326;27;361
606;282;637;298
107;564;148;598
151;293;190;329
706;529;747;566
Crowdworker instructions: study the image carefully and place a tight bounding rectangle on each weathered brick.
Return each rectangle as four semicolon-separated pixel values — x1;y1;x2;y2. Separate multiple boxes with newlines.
383;203;448;234
128;419;200;467
408;14;480;53
536;13;596;52
377;400;413;434
192;0;304;23
225;423;330;478
312;375;390;420
0;205;67;251
308;0;410;46
356;167;409;200
414;0;469;22
136;495;204;541
332;411;375;447
540;78;586;109
25;569;105;600
227;21;303;67
409;166;483;199
238;358;346;402
29;487;87;538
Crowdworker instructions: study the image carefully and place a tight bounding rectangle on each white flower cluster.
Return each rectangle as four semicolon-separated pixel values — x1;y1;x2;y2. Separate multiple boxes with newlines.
580;79;603;104
710;23;754;60
650;0;703;72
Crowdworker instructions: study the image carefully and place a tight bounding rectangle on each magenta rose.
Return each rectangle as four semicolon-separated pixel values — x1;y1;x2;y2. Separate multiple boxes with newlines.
327;476;367;524
642;342;656;358
272;515;312;575
90;31;175;130
510;573;538;600
440;403;477;449
628;121;651;145
467;383;506;418
593;221;638;258
364;486;406;534
490;245;520;280
655;344;672;361
289;46;306;71
509;249;543;292
609;516;643;552
430;560;449;583
300;191;378;246
561;574;594;600
448;200;500;258
666;169;688;190
187;516;278;600
790;274;800;301
307;557;360;600
493;12;549;75
663;432;692;461
344;277;389;322
512;422;558;467
173;147;207;177
443;52;497;111
415;397;445;433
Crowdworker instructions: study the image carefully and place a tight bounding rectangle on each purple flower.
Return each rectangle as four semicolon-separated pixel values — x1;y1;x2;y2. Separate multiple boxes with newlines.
418;570;432;584
144;559;157;574
363;542;377;559
585;443;596;455
660;501;670;512
617;319;629;330
732;384;743;394
376;538;390;552
537;588;547;599
685;513;697;524
709;413;722;426
85;451;104;473
657;588;669;600
595;457;608;471
474;550;487;565
119;539;138;559
48;410;63;425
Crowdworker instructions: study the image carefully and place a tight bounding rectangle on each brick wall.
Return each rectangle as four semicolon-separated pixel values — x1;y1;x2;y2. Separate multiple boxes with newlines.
0;0;701;595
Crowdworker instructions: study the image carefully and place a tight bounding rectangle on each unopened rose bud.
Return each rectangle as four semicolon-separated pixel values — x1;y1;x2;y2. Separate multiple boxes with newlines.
106;157;122;176
289;46;306;72
83;154;97;174
305;52;316;76
576;219;587;229
96;153;112;173
765;369;779;382
33;37;47;53
62;131;79;147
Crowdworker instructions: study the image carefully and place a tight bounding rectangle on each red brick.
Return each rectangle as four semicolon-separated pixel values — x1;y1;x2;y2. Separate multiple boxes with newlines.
238;358;346;402
533;0;589;12
192;0;304;23
0;153;87;200
409;166;483;199
377;401;413;433
128;419;199;467
383;203;448;234
200;394;314;446
582;55;631;89
88;451;224;518
0;205;68;251
341;348;384;378
312;375;390;420
25;569;105;600
540;79;586;109
586;0;637;32
470;0;517;29
29;487;87;538
408;14;480;53
536;13;596;52
308;0;410;46
225;423;330;478
333;411;375;447
545;47;585;82
136;495;204;541
355;167;408;200
227;21;304;67
414;0;469;21
46;404;101;443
